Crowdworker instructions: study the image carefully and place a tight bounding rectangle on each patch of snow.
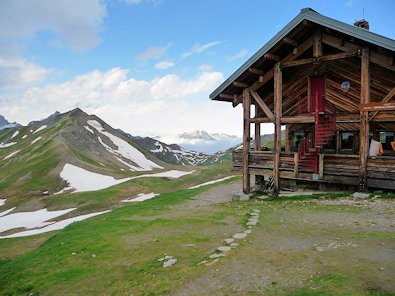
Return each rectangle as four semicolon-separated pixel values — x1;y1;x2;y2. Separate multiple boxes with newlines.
150;141;164;153
11;131;19;139
0;199;6;206
31;137;42;144
0;142;17;148
0;210;110;238
188;176;236;189
56;163;195;194
137;170;195;179
22;135;27;139
29;129;33;133
87;120;163;171
57;164;130;193
33;125;47;134
0;207;15;217
84;125;94;134
122;193;159;202
3;150;21;160
0;208;76;233
99;162;105;166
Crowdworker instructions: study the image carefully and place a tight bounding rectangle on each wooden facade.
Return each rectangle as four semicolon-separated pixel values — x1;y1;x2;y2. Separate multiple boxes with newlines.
210;8;395;194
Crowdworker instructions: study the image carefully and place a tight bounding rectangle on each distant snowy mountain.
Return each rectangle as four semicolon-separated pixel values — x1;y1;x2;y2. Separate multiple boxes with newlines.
0;115;20;131
179;130;237;143
168;129;241;153
119;132;228;166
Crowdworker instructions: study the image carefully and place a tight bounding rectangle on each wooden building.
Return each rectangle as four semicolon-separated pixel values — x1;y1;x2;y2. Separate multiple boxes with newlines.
210;8;395;194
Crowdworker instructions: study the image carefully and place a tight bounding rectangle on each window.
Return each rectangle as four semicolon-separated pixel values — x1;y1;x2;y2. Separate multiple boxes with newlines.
340;131;355;150
379;131;394;151
292;131;304;151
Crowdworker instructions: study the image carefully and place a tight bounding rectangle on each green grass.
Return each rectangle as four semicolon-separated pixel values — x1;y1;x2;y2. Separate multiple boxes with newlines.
0;183;238;295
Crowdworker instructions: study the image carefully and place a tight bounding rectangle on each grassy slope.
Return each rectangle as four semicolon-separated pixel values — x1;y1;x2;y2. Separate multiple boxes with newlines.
0;176;240;295
0;189;394;295
0;120;69;200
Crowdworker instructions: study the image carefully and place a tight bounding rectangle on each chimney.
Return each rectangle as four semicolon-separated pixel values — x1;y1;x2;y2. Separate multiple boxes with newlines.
354;19;369;30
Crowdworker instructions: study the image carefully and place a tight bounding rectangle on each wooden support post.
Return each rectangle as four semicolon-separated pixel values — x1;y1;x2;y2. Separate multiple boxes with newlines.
319;154;324;180
294;152;299;177
285;125;291;153
254;104;261;151
273;63;282;195
313;30;323;58
359;47;370;192
243;88;251;194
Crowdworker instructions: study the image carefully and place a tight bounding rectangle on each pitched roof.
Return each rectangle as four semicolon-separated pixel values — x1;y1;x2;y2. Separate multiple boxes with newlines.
210;8;395;101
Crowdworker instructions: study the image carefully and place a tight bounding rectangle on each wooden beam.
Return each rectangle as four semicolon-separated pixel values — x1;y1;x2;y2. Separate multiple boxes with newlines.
369;87;395;121
359;46;370;192
313;30;323;58
281;51;360;68
243;88;251;194
250;37;313;91
248;67;265;76
281;116;314;124
264;53;280;62
322;33;395;72
250;90;275;121
254;104;261;152
250;117;272;123
233;81;249;88
219;93;236;101
283;37;298;47
361;102;395;112
273;63;282;195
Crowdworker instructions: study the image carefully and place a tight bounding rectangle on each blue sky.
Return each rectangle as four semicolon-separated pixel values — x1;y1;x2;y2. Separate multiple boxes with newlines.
0;0;394;143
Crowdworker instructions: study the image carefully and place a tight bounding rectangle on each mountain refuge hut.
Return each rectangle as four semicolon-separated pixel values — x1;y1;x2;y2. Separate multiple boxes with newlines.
210;8;395;194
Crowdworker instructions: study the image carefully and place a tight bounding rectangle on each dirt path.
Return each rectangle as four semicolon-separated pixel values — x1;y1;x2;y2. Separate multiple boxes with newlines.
172;185;395;296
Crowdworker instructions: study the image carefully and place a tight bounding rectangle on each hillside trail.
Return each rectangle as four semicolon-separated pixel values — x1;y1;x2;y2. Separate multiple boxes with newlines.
170;182;395;296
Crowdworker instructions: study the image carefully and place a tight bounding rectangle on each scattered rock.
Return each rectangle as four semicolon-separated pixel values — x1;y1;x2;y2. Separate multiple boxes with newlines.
217;246;231;252
353;192;370;200
204;258;219;266
164;255;173;260
197;260;207;266
244;229;252;234
72;252;76;256
92;254;96;258
246;221;257;226
249;212;259;217
230;243;239;248
252;209;261;213
224;238;234;244
157;257;165;262
163;258;177;268
233;233;248;239
181;243;196;247
209;253;226;259
232;192;252;201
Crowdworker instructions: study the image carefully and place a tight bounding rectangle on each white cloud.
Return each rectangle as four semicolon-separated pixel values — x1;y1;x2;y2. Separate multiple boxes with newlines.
199;64;212;72
0;67;244;139
0;58;49;92
155;60;175;70
122;0;143;4
345;0;353;6
0;0;106;52
137;43;172;61
227;48;248;61
182;40;223;58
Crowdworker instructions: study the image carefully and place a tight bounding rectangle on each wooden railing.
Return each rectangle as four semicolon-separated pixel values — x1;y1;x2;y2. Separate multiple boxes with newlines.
232;150;395;190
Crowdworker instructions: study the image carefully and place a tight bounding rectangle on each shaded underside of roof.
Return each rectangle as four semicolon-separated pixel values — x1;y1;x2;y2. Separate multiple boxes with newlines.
210;8;395;102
